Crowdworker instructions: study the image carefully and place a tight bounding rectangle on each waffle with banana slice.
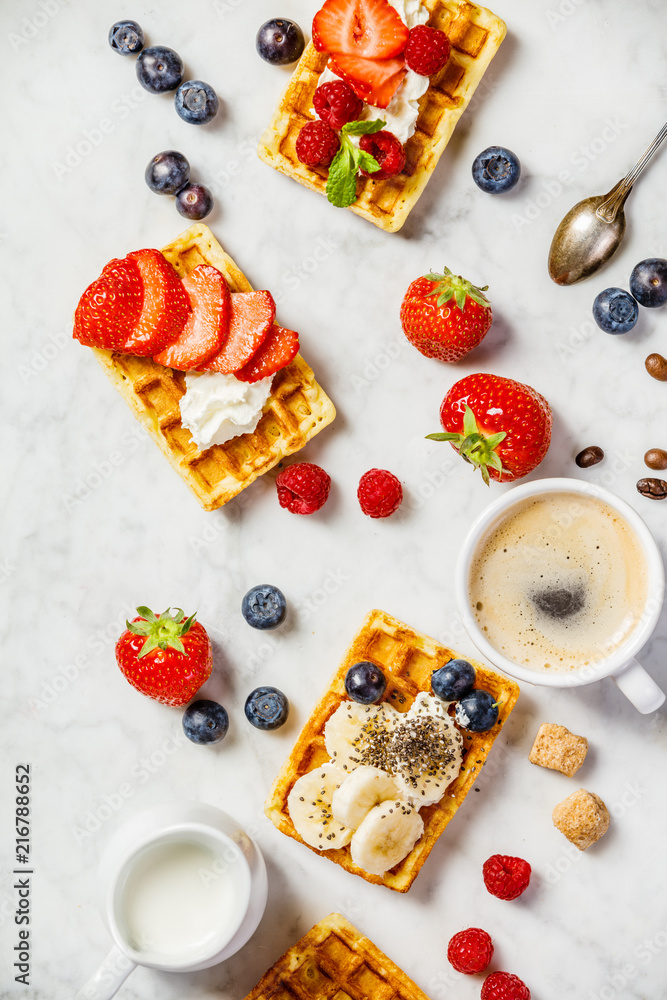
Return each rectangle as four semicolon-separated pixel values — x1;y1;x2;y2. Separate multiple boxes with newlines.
242;912;431;1000
265;608;519;892
257;0;507;233
91;224;336;511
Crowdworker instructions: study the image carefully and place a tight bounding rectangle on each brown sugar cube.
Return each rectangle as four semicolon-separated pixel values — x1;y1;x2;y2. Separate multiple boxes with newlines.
529;723;588;777
552;788;610;850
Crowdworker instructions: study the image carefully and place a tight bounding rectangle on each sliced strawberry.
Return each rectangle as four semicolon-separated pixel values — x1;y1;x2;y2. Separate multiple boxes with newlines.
153;265;231;371
235;325;300;383
328;53;406;108
313;0;409;59
73;257;143;350
123;249;191;356
198;291;276;374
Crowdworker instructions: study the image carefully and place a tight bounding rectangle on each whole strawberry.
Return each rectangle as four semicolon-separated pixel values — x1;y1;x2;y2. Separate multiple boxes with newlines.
400;267;492;362
276;462;331;514
481;971;531;1000
115;607;212;707
483;854;532;900
447;927;494;974
427;373;552;484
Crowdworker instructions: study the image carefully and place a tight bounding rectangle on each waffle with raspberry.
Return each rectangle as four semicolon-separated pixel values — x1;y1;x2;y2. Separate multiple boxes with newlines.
258;0;506;232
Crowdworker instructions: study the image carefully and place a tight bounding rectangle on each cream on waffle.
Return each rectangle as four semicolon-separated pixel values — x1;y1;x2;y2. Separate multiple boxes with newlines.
90;224;336;511
242;912;432;1000
265;609;519;892
258;1;507;233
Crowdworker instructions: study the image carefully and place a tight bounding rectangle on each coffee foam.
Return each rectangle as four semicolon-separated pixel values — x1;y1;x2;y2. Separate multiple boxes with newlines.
468;492;648;672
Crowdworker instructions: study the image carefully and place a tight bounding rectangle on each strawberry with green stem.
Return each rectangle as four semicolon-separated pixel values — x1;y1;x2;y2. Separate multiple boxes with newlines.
115;606;212;706
427;373;552;484
400;267;492;362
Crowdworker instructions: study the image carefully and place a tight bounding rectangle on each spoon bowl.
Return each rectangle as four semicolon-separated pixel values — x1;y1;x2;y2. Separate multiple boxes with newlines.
548;184;627;285
548;123;667;286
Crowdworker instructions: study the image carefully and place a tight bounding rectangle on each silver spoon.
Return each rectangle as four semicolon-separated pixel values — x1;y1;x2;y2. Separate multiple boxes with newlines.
548;122;667;285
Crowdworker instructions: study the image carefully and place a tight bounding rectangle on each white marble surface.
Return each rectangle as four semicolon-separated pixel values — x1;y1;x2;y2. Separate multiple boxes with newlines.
2;0;667;997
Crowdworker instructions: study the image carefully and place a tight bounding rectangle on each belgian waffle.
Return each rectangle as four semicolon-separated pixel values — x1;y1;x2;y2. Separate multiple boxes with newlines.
242;912;431;1000
90;224;336;511
257;1;506;233
265;609;519;892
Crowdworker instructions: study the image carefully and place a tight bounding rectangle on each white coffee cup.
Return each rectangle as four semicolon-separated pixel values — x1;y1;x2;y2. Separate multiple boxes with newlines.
76;802;268;1000
455;477;666;714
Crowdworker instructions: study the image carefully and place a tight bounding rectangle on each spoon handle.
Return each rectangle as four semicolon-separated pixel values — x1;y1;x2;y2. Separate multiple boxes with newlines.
624;122;667;187
597;122;667;222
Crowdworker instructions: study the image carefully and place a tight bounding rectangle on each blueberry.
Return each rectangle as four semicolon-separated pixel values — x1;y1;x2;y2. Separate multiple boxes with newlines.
630;258;667;308
175;182;214;220
108;20;144;56
344;662;387;704
256;18;305;65
174;80;219;125
592;287;638;334
136;45;184;94
244;686;289;730
455;689;499;733
472;146;521;193
145;150;190;195
242;585;287;630
182;699;229;745
431;659;475;701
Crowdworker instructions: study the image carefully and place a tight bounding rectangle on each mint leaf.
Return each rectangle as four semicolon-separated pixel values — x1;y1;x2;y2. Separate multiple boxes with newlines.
342;118;386;137
326;144;359;208
325;120;387;207
357;150;380;174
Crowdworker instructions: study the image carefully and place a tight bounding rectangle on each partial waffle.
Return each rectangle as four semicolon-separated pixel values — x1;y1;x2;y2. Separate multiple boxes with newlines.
242;912;431;1000
265;608;519;892
91;224;336;511
258;0;506;233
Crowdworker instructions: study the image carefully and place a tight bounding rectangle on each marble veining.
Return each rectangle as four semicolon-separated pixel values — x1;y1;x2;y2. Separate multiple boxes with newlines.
2;1;667;998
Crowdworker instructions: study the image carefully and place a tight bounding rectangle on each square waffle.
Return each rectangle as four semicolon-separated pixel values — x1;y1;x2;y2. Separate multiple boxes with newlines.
257;0;507;233
90;224;336;511
242;912;431;1000
265;609;519;892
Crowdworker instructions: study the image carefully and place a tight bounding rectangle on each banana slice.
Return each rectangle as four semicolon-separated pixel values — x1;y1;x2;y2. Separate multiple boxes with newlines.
324;701;400;772
388;708;463;807
350;800;424;876
287;763;353;851
331;766;401;830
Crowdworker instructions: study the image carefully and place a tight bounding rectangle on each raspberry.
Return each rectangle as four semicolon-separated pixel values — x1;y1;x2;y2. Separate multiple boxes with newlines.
404;25;451;76
276;462;331;515
359;130;405;180
313;80;363;130
357;468;403;518
481;972;531;1000
447;927;493;975
295;120;340;168
482;854;532;901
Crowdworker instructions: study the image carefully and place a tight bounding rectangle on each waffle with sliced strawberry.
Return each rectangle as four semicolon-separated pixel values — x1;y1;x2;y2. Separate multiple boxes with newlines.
259;0;507;231
74;224;336;510
74;248;296;383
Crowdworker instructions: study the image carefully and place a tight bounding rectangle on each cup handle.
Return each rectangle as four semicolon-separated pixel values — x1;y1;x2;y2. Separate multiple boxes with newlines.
611;657;666;714
75;945;136;1000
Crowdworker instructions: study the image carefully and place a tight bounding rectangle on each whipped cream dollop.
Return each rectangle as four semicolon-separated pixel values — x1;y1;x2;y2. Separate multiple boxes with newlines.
316;0;430;144
179;372;273;449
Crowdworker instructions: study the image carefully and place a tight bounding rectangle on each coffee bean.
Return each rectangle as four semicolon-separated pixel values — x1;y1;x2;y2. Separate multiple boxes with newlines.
575;446;604;468
644;449;667;471
637;478;667;500
645;353;667;381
